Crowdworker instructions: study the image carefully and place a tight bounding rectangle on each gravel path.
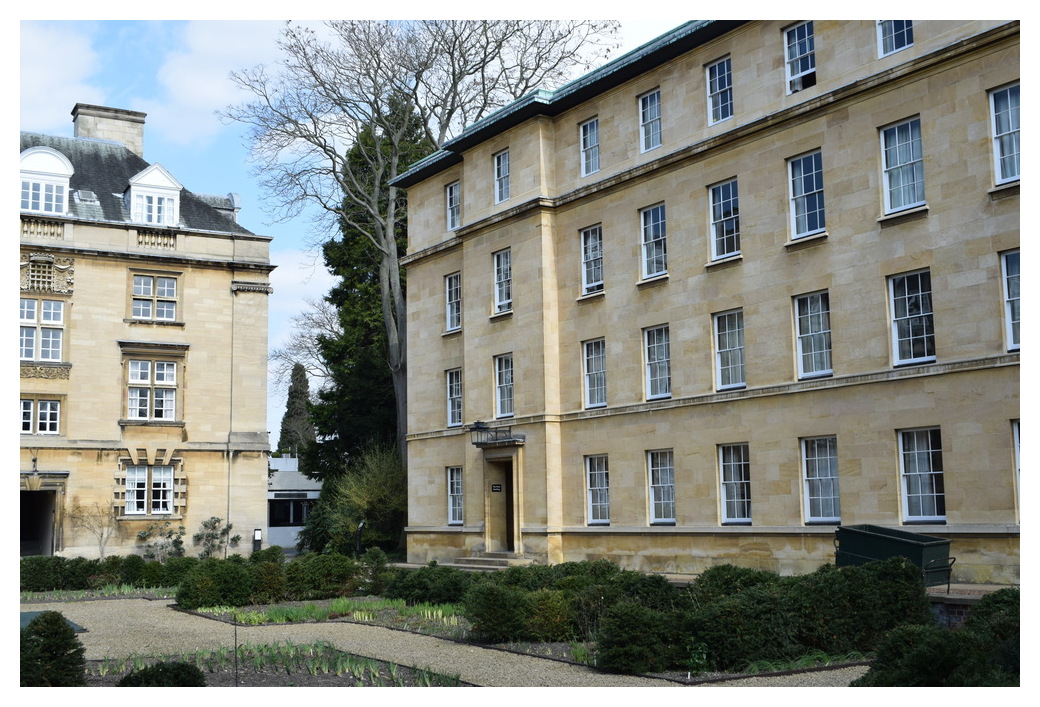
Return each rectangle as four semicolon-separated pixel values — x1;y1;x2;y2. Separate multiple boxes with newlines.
21;598;868;687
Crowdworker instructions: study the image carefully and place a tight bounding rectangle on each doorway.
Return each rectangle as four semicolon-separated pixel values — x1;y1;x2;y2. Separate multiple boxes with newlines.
21;490;55;556
485;459;515;552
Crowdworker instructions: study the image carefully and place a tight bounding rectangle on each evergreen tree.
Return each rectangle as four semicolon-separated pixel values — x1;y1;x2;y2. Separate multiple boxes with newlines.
277;362;316;455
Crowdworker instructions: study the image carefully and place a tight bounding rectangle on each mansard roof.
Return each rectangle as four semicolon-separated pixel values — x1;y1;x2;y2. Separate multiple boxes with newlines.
392;20;748;188
19;131;255;236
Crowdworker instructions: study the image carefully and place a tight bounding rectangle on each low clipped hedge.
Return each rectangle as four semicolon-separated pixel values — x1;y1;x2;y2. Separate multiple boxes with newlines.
117;661;207;687
175;559;255;610
852;587;1020;687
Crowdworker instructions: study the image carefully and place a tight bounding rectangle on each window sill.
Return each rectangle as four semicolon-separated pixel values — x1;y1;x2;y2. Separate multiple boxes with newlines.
798;371;833;381
705;254;742;270
878;205;928;227
893;358;936;368
722;521;752;526
646;394;672;402
489;309;513;322
584;403;607;411
784;231;828;250
650;521;676;527
442;328;462;338
636;274;668;289
119;419;185;428
717;384;747;392
576;290;605;303
587;522;610;527
805;520;840;526
117;514;183;522
988;181;1019;200
125;319;185;327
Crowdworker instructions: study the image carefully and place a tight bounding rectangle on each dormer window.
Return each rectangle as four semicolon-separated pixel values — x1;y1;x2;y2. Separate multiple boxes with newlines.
127;164;182;227
20;147;73;215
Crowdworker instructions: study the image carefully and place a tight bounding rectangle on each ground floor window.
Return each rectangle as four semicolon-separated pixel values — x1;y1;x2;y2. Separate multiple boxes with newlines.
899;428;945;522
447;466;464;525
586;455;610;524
802;436;840;522
124;464;173;515
720;443;751;523
268;498;313;527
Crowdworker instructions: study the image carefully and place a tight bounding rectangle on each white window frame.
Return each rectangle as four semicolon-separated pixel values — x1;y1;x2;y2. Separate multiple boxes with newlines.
446;368;463;427
132;273;178;321
493;249;512;313
131;190;178;226
719;443;751;524
586;455;610;525
494;150;510;203
877;21;914;57
802;436;840;523
1002;250;1020;351
580;118;600;176
795;291;832;378
447;466;464;525
494;353;514;418
445;272;462;332
581;225;604;295
990;83;1020;185
446;181;461;230
644;325;671;400
19;298;63;362
647;449;675;524
881;117;925;214
709;179;740;259
788;150;826;238
707;57;733;125
641;204;667;279
639;90;662;152
899;428;945;523
785;21;816;93
583;338;607;409
714;309;746;390
21;398;61;435
124;464;174;515
127;359;178;421
21;179;67;214
890;270;935;365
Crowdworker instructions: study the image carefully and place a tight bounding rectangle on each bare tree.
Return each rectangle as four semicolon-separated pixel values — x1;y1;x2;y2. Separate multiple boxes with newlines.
269;296;341;391
224;21;621;453
69;501;116;559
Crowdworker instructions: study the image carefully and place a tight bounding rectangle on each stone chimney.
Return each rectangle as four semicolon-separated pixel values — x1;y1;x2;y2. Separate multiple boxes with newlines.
72;104;147;158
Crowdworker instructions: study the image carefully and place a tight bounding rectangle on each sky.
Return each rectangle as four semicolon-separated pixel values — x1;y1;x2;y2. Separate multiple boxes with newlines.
18;16;687;441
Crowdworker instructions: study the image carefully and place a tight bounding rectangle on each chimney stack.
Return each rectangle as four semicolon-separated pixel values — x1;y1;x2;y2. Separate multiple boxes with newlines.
72;104;147;158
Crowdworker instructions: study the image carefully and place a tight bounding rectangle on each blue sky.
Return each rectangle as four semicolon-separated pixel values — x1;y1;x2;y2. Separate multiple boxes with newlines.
18;18;687;439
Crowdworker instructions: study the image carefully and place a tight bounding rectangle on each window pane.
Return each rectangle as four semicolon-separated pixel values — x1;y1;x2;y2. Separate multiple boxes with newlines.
641;205;667;277
711;180;740;257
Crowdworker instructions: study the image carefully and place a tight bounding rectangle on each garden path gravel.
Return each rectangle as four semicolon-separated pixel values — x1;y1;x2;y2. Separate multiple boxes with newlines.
20;598;868;687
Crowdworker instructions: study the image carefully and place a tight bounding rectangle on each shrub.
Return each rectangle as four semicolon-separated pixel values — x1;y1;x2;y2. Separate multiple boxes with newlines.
140;560;165;588
249;561;287;604
192;516;241;559
383;562;477;605
525;589;575;642
63;557;101;591
119;554;147;587
683;581;804;671
175;559;254;610
595;602;676;674
20;611;86;686
284;552;360;600
691;564;780;605
20;556;67;592
162;556;200;587
117;661;207;687
360;547;393;595
463;581;532;643
250;545;286;564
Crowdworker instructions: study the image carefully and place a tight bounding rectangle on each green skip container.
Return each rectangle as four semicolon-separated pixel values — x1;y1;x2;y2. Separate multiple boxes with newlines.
834;524;955;589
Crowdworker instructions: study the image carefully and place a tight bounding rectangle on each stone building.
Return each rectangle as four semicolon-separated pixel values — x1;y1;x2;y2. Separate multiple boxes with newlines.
393;20;1019;583
20;104;273;557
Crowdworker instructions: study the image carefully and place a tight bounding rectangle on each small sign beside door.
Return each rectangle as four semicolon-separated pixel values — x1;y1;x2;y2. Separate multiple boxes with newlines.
491;484;503;492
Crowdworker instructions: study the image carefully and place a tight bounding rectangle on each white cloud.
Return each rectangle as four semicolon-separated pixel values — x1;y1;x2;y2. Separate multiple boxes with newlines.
20;22;105;134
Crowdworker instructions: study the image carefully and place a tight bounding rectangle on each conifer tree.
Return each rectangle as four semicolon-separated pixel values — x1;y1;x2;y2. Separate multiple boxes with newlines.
277;362;315;455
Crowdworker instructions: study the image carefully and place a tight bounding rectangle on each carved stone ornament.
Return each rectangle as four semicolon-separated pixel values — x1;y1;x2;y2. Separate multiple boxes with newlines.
21;363;71;379
20;253;75;294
